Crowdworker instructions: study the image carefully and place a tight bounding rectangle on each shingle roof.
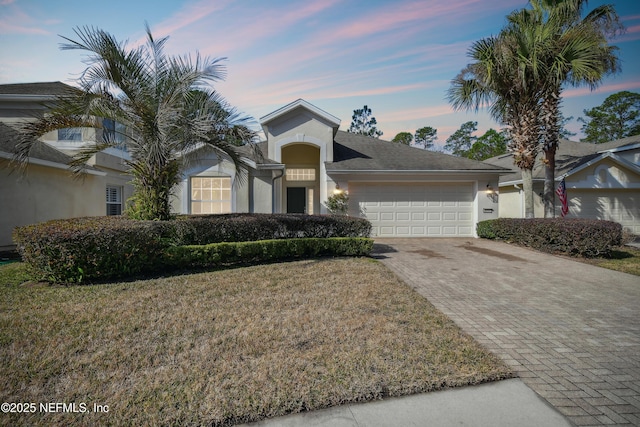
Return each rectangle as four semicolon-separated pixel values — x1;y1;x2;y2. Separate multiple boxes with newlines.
328;131;510;172
484;135;640;183
0;122;72;165
0;81;77;96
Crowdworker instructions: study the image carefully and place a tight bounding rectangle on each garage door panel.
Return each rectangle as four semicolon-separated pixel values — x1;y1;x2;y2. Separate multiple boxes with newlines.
568;190;639;234
350;183;474;237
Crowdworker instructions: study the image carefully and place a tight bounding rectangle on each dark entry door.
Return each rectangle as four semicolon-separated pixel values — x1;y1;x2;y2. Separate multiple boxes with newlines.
287;187;306;213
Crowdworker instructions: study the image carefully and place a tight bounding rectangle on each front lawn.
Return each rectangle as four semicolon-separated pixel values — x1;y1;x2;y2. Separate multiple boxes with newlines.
573;245;640;276
0;258;511;426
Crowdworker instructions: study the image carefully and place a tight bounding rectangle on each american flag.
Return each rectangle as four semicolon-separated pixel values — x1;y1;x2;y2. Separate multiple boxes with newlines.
556;178;569;217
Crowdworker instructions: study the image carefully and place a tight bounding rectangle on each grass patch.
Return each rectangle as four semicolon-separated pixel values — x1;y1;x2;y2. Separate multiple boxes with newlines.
0;258;511;426
0;262;30;287
572;246;640;276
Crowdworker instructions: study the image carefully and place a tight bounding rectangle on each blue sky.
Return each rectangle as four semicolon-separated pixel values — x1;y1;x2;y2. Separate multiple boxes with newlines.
1;0;639;147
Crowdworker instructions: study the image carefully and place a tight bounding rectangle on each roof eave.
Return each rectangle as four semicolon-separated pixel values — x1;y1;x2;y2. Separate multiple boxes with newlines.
327;169;509;174
0;150;107;176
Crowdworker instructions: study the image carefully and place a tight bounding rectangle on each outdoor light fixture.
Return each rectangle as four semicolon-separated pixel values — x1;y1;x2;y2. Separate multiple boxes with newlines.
486;184;498;203
333;183;344;195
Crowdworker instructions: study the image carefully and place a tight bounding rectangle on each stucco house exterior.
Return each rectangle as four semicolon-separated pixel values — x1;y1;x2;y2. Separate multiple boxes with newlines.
172;98;509;237
485;136;640;234
0;82;133;251
1;83;510;250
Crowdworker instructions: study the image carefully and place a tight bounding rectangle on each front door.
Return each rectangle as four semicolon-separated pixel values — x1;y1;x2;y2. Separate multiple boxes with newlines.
287;187;306;213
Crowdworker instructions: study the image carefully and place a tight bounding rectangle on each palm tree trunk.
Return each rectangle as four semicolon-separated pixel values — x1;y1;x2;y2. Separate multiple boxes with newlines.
522;168;535;219
541;89;561;218
543;145;556;218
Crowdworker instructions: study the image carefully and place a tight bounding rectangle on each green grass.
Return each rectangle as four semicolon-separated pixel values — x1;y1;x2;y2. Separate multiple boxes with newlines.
0;258;511;426
579;246;640;276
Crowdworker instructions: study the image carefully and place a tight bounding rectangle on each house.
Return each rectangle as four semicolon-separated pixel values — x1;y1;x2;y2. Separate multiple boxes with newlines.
1;84;511;250
0;82;133;251
485;136;640;234
170;99;509;237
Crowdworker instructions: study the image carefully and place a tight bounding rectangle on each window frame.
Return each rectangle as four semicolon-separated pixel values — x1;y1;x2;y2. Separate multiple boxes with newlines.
106;185;123;216
190;176;232;215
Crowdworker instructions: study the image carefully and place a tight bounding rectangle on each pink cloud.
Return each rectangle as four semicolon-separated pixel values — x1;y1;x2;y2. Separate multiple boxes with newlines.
382;104;456;122
564;81;640;98
0;3;52;35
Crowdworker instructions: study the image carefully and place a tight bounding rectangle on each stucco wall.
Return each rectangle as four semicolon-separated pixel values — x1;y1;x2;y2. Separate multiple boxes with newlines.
0;161;105;250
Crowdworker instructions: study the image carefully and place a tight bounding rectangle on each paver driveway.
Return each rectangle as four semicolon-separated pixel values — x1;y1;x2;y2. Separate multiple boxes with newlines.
374;238;640;426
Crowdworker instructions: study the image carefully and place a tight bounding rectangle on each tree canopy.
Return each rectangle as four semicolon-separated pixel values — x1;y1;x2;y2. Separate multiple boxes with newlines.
348;105;383;138
466;129;509;160
15;25;256;221
414;126;437;149
444;121;477;157
391;132;413;145
579;91;640;143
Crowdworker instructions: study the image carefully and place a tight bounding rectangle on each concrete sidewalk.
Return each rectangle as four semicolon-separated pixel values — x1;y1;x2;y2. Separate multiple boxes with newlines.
242;379;571;427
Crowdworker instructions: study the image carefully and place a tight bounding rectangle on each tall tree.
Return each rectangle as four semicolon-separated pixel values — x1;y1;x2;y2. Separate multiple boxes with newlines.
414;126;437;149
14;25;255;221
559;114;577;140
579;91;640;143
467;128;509;160
448;34;543;218
444;121;477;157
391;131;413;145
507;0;622;217
348;105;383;138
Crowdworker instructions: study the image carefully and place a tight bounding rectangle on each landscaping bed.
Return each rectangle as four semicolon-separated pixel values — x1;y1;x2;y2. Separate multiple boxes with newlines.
0;258;512;426
12;214;373;284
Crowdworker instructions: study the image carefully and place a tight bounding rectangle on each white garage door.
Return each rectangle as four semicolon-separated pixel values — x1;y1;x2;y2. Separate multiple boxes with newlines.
568;190;640;234
349;182;474;237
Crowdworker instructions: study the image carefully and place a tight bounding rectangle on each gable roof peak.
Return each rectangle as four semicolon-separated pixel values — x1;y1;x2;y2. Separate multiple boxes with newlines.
259;99;341;128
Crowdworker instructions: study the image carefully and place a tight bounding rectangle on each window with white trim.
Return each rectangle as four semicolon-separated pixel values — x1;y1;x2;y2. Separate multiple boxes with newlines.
191;177;232;214
106;186;123;215
286;168;315;181
58;128;82;141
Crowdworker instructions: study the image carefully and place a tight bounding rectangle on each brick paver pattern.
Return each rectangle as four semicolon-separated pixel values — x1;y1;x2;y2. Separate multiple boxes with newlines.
376;238;640;426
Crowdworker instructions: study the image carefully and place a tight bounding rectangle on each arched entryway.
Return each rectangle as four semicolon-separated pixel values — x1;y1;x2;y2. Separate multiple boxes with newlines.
281;144;320;214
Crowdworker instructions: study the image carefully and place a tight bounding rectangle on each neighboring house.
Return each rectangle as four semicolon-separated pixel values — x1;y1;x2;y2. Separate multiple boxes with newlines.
485;136;640;234
0;82;133;251
1;86;511;249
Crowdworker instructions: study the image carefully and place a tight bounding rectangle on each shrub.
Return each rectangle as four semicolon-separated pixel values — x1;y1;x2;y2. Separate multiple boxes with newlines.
166;213;371;245
13;214;373;283
326;192;349;215
477;218;622;257
13;217;167;283
164;238;374;268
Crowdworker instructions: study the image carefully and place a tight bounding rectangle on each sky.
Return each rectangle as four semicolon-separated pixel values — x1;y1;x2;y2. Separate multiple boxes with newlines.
1;0;639;148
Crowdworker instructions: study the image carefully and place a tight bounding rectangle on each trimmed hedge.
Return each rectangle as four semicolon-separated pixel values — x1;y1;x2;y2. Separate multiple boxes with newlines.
167;213;372;245
13;217;167;283
477;218;622;257
13;214;373;283
165;238;374;269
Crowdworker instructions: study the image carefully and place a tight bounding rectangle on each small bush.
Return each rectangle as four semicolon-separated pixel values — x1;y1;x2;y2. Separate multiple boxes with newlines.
13;214;373;283
165;238;374;268
477;218;622;257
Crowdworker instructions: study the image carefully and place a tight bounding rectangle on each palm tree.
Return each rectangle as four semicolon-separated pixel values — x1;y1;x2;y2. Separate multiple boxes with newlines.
448;35;544;218
506;0;622;217
14;25;256;220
